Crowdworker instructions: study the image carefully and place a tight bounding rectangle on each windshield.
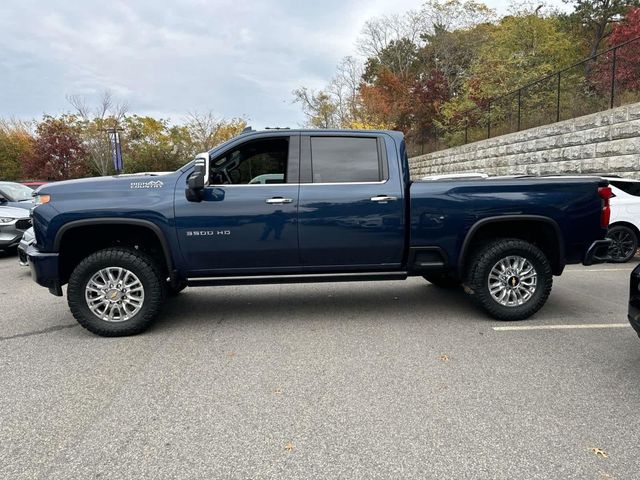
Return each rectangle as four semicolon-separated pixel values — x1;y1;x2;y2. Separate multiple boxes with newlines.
0;182;34;202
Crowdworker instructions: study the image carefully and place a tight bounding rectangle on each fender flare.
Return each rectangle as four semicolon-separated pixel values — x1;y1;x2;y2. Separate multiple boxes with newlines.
457;215;564;275
54;218;174;272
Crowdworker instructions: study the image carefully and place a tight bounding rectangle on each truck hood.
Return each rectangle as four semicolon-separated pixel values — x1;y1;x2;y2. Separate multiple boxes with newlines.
36;172;178;195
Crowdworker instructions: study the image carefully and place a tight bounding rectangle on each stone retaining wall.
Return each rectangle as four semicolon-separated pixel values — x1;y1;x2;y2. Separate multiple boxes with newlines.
409;102;640;179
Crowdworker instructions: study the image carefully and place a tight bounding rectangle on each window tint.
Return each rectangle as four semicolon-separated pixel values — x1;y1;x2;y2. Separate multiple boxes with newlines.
210;138;288;185
610;181;640;197
311;137;381;183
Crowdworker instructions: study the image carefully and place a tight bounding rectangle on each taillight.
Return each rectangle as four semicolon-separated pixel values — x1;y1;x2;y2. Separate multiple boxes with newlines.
599;186;613;228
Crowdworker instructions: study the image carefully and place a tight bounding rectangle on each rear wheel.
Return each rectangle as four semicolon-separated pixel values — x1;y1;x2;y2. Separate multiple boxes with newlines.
68;248;165;336
464;239;552;321
606;225;638;263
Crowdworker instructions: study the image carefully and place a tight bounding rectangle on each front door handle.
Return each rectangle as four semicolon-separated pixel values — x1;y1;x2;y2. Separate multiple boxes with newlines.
265;197;293;205
370;195;397;204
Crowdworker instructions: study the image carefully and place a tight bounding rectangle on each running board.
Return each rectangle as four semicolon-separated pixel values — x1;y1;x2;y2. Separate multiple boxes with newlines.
186;271;408;287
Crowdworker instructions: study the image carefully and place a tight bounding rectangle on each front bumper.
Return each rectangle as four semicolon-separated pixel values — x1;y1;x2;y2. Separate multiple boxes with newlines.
583;239;612;266
27;245;62;296
17;228;36;266
629;265;640;337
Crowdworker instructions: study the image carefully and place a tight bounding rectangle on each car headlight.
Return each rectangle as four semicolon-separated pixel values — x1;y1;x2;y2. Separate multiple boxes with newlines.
34;194;51;205
0;217;15;223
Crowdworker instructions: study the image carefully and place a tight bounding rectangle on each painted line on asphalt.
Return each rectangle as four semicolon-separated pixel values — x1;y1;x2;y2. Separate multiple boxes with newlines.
564;268;633;272
493;323;631;331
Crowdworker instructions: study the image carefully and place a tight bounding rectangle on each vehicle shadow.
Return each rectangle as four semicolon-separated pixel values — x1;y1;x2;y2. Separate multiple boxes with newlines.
0;248;17;259
151;282;481;333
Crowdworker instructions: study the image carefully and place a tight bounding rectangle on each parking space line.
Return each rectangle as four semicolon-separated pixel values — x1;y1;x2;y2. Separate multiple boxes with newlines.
493;323;631;331
563;268;632;272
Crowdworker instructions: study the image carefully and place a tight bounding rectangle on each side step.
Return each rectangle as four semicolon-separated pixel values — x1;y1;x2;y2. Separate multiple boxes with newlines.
187;271;408;287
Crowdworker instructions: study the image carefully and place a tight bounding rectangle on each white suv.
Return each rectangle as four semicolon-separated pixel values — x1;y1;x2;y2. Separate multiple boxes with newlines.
604;177;640;262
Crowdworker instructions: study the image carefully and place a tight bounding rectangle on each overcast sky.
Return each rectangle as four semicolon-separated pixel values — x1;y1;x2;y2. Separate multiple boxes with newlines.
0;0;568;128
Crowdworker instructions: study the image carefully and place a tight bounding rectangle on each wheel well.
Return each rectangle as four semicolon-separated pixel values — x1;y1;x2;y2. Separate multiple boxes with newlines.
57;224;170;285
609;221;640;239
460;219;563;275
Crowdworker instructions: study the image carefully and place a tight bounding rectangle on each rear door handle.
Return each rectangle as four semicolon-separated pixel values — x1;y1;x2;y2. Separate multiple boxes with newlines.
370;195;397;204
265;197;293;205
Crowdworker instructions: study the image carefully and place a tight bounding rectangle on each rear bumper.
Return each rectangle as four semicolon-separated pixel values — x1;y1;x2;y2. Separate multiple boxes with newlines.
583;239;612;266
629;265;640;337
27;245;62;296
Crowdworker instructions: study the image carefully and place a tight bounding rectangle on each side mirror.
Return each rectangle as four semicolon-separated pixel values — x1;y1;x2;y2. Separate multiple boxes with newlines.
0;194;6;204
185;152;209;202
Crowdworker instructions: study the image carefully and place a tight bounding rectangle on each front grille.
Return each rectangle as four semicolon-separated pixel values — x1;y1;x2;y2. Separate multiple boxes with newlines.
16;218;32;231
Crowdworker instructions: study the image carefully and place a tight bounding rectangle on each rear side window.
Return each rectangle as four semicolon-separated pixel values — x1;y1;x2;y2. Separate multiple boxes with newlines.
310;137;382;183
610;181;640;197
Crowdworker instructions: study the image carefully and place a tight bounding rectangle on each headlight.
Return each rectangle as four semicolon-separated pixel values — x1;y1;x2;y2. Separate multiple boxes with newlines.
0;217;16;223
34;194;51;205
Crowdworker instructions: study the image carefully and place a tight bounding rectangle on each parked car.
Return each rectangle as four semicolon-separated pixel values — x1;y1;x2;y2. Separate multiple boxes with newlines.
27;129;611;336
628;264;640;338
0;181;35;209
22;181;48;189
0;206;32;251
17;227;35;265
603;177;640;262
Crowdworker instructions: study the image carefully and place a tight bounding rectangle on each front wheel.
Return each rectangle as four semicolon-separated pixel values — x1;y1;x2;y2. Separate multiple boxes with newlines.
464;239;552;321
606;225;638;263
67;248;165;336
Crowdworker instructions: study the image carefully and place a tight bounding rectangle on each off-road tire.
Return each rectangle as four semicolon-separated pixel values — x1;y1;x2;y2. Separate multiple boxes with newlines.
423;273;460;289
464;239;552;321
68;248;165;336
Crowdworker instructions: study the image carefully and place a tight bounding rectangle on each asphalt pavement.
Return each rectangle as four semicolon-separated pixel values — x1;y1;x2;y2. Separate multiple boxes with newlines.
1;251;639;480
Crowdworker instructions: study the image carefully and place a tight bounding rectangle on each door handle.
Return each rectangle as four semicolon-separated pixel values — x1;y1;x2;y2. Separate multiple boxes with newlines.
370;195;397;204
265;197;293;205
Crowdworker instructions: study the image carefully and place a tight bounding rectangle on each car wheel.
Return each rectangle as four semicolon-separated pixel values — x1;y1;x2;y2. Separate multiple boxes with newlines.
464;239;552;321
606;225;638;263
423;273;460;289
68;248;165;336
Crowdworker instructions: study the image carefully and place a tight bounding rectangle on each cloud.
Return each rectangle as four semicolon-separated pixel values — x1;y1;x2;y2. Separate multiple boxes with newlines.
0;0;568;128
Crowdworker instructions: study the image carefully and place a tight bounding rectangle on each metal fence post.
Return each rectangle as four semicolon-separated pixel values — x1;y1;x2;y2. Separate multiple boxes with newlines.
556;72;561;122
610;47;617;109
464;120;468;144
487;102;491;139
517;89;521;131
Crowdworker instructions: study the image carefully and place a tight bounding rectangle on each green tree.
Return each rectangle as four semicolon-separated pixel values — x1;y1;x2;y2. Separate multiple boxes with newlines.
184;112;247;153
0;120;35;180
121;116;190;173
563;0;640;58
68;92;127;176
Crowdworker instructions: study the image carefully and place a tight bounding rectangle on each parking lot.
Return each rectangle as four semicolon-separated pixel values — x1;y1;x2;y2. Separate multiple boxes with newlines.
1;252;639;480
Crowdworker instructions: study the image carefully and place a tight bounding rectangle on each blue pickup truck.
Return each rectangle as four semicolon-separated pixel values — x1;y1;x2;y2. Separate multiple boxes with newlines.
27;129;613;336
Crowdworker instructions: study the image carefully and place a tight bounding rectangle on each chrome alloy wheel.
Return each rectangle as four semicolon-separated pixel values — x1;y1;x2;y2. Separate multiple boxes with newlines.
488;255;537;307
85;267;145;322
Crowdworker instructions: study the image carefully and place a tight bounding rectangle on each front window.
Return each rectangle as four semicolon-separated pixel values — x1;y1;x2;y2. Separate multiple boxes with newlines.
209;137;289;185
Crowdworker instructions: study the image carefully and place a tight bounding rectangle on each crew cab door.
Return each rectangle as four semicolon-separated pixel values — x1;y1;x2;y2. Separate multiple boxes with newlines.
175;134;300;275
298;134;405;270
